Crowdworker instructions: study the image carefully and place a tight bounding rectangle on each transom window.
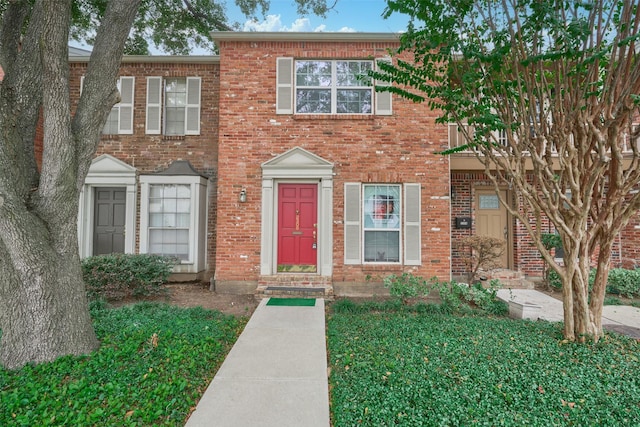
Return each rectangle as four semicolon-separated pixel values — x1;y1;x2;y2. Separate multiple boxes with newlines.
148;184;191;261
295;60;373;114
363;184;401;263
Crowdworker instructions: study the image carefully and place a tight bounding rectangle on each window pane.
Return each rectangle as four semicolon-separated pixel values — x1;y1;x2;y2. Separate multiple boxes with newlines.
149;213;163;227
479;194;500;209
336;61;373;86
296;89;331;113
364;231;400;262
102;108;119;134
163;185;177;198
165;77;186;135
149;199;162;213
337;89;372;114
150;185;163;198
165;107;185;135
177;199;190;213
177;213;190;227
176;185;191;198
147;183;192;261
363;185;401;230
296;61;332;87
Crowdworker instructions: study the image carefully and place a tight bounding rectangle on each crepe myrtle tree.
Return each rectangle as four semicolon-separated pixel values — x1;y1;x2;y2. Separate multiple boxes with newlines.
376;0;640;342
0;0;335;370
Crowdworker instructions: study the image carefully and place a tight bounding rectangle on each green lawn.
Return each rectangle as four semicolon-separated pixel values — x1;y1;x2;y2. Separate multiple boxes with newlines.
4;300;640;426
0;303;247;426
327;303;640;426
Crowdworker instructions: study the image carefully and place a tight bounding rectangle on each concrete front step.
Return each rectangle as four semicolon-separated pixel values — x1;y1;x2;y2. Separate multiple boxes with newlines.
256;275;333;300
482;269;535;289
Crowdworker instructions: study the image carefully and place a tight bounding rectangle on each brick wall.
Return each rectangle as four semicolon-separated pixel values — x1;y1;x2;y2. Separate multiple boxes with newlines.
69;59;220;274
214;38;451;287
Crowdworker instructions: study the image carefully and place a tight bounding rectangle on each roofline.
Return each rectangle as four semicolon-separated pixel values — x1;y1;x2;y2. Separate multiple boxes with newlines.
68;55;219;64
210;31;401;43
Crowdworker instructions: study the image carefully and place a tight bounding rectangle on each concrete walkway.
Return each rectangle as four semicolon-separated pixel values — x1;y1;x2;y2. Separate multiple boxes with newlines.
497;289;640;338
185;298;330;427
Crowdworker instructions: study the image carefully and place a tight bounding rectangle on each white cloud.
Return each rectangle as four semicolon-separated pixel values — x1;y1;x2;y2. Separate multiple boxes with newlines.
241;14;356;33
243;15;317;32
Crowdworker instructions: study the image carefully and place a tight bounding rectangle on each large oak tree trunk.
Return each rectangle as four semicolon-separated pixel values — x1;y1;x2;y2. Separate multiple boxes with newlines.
0;217;98;369
0;0;141;369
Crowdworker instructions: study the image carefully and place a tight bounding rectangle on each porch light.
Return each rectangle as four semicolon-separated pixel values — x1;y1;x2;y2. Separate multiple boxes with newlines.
239;189;247;203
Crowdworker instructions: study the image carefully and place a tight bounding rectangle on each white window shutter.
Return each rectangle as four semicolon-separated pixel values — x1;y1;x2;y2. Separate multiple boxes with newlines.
404;183;421;265
80;75;85;93
375;57;392;116
146;76;162;134
276;57;294;114
344;183;362;265
185;77;201;135
118;76;135;134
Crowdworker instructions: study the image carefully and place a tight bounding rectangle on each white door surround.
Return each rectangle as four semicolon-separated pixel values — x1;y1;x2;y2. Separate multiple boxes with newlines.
78;154;137;258
260;147;334;277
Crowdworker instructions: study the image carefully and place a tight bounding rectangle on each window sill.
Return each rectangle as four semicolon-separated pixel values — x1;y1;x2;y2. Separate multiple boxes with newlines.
292;114;376;121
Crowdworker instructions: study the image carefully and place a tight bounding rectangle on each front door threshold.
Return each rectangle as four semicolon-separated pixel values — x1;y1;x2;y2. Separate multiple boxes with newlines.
277;264;317;273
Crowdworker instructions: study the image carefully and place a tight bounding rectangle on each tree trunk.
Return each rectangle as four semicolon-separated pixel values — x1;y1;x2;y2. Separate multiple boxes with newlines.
0;201;98;370
560;233;600;342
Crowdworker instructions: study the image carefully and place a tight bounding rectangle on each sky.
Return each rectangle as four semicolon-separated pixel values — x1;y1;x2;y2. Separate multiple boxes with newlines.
226;0;409;33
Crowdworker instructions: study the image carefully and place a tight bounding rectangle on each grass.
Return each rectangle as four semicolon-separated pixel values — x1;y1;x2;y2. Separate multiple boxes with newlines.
327;303;640;426
0;302;247;426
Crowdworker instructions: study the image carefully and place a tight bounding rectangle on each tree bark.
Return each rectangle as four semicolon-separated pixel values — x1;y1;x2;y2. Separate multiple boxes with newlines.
0;0;141;369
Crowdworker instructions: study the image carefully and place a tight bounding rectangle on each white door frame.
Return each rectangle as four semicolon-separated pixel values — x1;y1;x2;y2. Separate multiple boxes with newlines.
260;147;334;276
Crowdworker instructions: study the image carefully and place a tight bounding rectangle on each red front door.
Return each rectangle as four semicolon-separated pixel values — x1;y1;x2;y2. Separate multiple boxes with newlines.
277;184;318;273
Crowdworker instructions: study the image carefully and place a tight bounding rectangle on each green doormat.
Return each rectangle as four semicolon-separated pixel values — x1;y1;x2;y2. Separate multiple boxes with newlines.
267;298;316;307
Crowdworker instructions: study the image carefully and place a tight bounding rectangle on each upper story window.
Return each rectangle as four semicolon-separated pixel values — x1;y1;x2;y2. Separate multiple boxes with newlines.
146;76;201;136
81;76;135;135
295;60;373;114
276;57;392;116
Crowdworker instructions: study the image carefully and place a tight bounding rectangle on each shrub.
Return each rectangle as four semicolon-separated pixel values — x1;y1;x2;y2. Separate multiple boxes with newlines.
606;268;640;298
383;273;430;304
548;267;640;298
431;279;508;316
82;254;175;301
455;235;506;284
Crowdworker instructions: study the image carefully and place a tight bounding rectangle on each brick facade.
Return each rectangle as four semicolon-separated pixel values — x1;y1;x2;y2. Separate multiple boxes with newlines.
212;34;451;292
69;57;220;278
49;32;639;293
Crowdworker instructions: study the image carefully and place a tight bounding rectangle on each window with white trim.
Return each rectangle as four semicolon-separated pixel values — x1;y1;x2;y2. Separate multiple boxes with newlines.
276;57;392;115
363;184;401;262
146;76;201;135
81;76;135;135
139;170;208;271
148;184;191;261
344;182;421;265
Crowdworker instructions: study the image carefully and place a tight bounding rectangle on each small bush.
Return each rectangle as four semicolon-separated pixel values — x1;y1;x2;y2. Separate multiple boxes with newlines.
432;279;508;316
455;235;506;284
383;272;430;304
82;254;175;301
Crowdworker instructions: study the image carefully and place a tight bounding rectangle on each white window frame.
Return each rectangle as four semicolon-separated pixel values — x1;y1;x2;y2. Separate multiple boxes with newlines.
362;184;402;264
139;174;207;269
146;76;201;136
276;57;392;116
295;59;373;115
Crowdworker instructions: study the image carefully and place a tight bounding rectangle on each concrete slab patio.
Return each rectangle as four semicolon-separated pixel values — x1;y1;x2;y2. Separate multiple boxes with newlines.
185;298;330;427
